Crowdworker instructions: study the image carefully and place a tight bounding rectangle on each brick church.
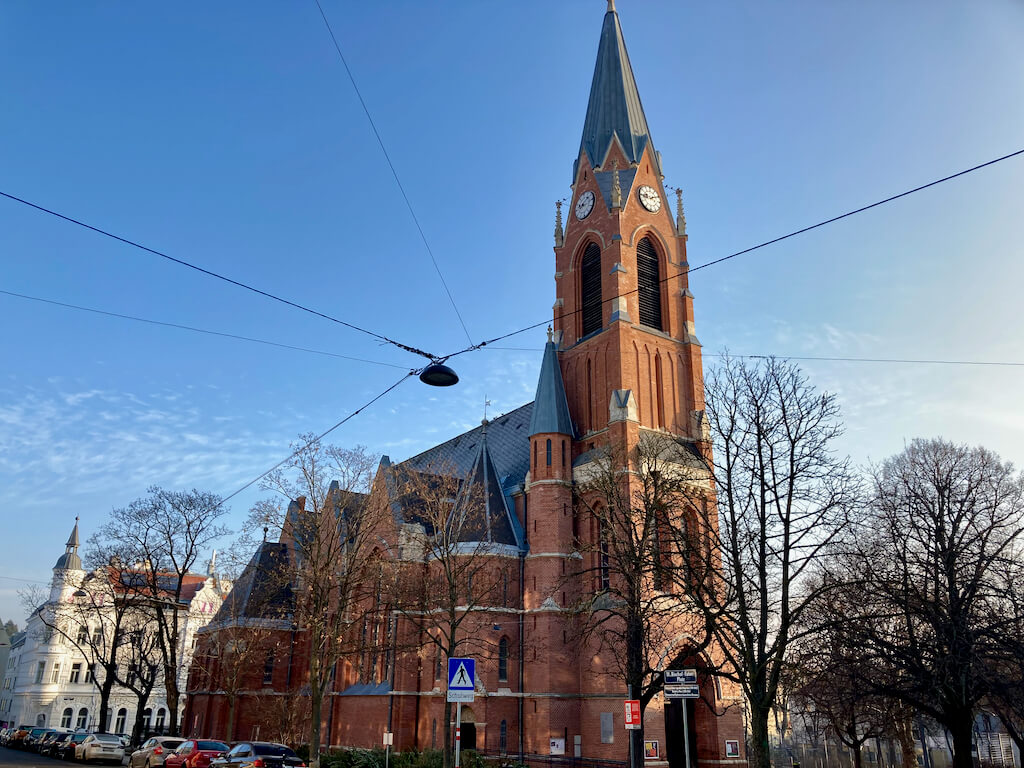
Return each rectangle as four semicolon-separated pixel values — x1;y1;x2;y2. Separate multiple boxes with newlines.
185;3;745;766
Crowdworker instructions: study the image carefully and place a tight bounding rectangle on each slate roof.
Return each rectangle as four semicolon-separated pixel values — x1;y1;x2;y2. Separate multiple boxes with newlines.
398;403;533;489
529;341;575;437
54;519;82;571
212;541;293;624
574;5;654;180
448;426;526;550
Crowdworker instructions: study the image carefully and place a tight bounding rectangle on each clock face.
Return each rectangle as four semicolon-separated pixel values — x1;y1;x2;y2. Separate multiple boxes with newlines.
575;190;595;220
638;185;661;212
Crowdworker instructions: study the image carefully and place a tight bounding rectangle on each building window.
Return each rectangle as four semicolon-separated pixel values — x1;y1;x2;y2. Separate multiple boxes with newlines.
76;707;88;730
142;708;152;731
85;663;95;683
263;651;275;686
601;712;614;743
500;720;508;754
599;519;611;592
77;626;89;645
546;439;552;467
580;242;602;337
155;708;166;732
431;719;437;749
562;440;567;469
34;662;44;684
636;237;662;330
92;627;102;646
61;707;73;729
498;637;509;682
115;708;127;735
36;713;45;727
51;662;61;683
69;662;81;683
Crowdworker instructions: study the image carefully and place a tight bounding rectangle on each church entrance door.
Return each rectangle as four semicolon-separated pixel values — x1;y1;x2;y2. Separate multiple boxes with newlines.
664;697;697;768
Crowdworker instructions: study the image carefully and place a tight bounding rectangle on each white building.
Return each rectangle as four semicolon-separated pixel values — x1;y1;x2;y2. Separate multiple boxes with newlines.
0;520;226;736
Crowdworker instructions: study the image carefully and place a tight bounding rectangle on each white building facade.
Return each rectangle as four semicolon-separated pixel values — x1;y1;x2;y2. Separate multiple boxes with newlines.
0;521;225;735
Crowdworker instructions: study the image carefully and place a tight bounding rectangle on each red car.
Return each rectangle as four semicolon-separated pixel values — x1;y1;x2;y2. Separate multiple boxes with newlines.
165;740;231;768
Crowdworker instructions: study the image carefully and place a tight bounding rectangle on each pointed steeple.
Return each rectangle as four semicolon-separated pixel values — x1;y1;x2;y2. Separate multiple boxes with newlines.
54;517;82;571
449;420;525;550
575;4;654;179
529;331;575;437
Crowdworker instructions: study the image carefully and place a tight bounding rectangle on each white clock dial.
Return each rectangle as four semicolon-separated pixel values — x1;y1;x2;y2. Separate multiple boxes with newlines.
638;185;661;213
575;190;595;220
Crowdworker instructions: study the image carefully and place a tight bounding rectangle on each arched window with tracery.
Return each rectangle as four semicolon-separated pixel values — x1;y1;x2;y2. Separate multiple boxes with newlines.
580;243;602;337
637;237;662;330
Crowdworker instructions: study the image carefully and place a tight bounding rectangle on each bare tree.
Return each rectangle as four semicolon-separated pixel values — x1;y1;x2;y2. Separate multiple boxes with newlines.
677;356;858;768
571;433;709;768
254;437;384;768
834;438;1024;768
116;617;162;744
387;462;509;768
98;487;229;735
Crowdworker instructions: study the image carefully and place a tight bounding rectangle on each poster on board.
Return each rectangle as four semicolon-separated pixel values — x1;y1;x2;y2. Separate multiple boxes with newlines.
644;741;660;759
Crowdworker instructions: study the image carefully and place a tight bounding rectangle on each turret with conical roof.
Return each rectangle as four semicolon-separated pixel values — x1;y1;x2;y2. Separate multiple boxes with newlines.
53;517;82;572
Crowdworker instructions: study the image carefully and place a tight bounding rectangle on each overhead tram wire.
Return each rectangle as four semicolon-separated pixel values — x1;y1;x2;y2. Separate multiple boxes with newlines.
219;370;415;505
0;189;439;363
312;0;474;347
442;146;1024;359
480;345;1024;369
0;288;411;370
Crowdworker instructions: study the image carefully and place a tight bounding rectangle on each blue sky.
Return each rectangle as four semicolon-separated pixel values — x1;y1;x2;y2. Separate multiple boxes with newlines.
2;0;1023;624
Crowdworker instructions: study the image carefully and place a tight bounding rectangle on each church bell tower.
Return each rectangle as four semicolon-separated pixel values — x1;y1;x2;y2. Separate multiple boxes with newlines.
553;0;705;452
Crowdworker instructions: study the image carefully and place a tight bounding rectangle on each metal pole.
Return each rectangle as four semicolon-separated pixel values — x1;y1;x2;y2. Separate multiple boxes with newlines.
682;700;692;768
455;702;462;768
628;686;635;768
386;741;390;768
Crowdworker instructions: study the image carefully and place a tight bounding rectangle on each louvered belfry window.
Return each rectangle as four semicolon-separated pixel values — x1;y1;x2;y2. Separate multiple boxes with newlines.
637;237;662;330
581;242;602;337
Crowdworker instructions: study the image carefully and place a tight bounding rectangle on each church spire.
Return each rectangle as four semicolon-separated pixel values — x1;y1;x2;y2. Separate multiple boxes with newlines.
529;331;574;438
54;517;82;571
575;3;653;179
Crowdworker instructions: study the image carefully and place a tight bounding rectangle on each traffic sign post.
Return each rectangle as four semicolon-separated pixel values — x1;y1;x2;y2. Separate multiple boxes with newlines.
447;658;475;768
664;670;699;768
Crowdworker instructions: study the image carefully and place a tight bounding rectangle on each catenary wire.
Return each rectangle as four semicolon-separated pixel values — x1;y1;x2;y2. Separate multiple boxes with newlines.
482;345;1024;368
0;288;410;370
312;0;474;347
219;370;415;505
0;189;438;362
444;147;1024;357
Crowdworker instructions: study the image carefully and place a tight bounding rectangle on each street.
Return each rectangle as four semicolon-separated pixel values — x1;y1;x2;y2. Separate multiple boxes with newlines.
0;748;126;768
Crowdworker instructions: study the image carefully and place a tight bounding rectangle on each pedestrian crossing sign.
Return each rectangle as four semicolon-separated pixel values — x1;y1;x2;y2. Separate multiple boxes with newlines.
447;657;476;702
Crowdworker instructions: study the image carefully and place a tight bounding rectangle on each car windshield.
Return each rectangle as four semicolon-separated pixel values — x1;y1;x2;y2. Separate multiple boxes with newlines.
254;746;297;758
197;742;228;751
95;734;121;743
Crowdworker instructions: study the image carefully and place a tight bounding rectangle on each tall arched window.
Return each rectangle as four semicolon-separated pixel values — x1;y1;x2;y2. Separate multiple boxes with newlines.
155;708;166;732
142;707;152;731
580;243;602;337
61;707;73;729
637;237;662;330
545;439;552;467
115;708;127;734
498;637;509;682
76;707;88;730
500;720;508;754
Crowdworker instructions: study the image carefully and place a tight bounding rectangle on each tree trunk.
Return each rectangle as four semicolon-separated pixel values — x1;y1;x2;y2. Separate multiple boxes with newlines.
443;699;453;768
893;711;917;768
226;696;236;743
949;717;975;768
309;676;323;768
748;706;772;768
131;707;146;748
852;744;863;768
97;673;116;734
164;664;180;736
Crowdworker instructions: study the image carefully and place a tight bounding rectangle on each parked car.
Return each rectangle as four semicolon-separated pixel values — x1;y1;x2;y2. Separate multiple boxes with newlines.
210;742;305;768
60;731;91;760
23;727;53;751
76;732;125;764
165;740;230;768
7;726;32;748
33;730;61;753
129;737;186;768
42;732;73;758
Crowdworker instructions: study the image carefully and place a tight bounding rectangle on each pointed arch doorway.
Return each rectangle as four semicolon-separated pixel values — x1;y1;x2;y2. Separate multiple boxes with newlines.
663;652;712;768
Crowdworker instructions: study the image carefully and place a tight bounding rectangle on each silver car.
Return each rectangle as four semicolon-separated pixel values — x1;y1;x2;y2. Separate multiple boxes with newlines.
130;737;186;768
